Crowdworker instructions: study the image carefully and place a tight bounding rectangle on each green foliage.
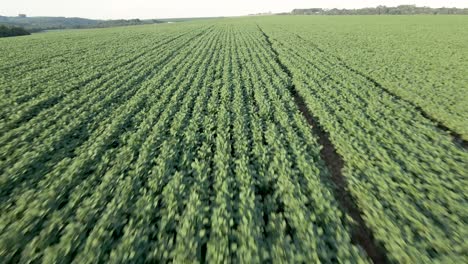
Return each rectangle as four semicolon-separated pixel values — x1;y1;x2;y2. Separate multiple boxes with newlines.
257;16;468;263
0;16;466;263
0;25;30;38
256;16;468;139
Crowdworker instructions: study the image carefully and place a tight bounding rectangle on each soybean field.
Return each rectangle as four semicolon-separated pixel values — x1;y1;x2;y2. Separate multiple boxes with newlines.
0;16;467;263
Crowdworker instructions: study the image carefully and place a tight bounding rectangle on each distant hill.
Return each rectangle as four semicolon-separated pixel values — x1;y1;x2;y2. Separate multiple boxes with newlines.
289;5;468;15
0;16;165;32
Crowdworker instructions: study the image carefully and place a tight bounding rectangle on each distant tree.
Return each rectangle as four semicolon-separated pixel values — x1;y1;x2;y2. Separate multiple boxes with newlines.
292;8;323;15
0;25;30;38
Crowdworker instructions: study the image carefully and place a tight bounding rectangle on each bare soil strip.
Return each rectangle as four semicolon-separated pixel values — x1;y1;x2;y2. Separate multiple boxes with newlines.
290;32;467;149
257;24;388;264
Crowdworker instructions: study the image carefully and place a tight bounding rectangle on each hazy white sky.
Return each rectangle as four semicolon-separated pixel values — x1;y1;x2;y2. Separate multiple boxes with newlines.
1;0;467;19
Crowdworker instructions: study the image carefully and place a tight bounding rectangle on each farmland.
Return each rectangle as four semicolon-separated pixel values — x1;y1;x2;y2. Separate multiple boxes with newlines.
0;16;467;263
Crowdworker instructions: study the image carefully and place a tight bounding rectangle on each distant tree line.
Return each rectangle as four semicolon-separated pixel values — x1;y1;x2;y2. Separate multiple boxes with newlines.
0;25;30;38
290;5;468;15
0;16;165;33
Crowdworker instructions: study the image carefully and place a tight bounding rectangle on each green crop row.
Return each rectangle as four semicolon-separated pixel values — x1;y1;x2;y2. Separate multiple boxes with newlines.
1;17;466;263
257;20;467;263
0;21;370;263
253;16;468;140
